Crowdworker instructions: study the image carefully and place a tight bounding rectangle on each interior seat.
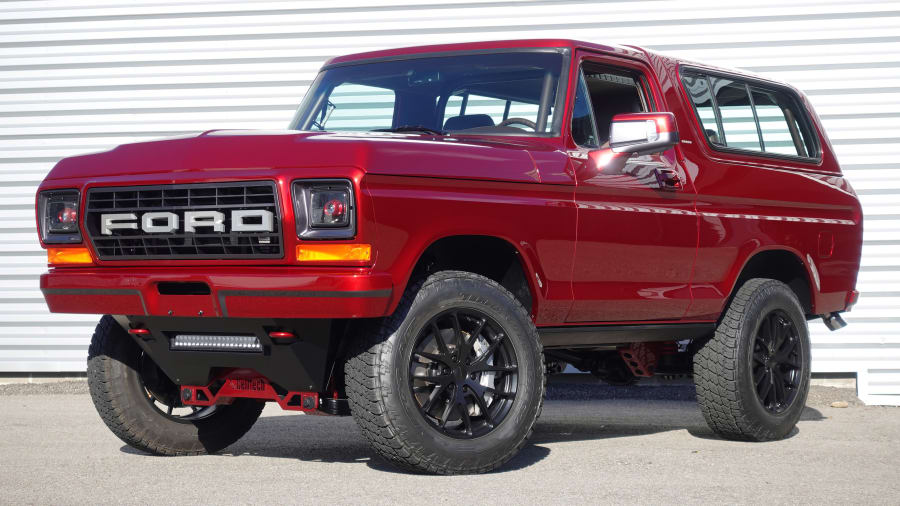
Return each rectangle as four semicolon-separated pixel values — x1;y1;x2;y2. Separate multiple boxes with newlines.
592;93;644;144
443;114;495;131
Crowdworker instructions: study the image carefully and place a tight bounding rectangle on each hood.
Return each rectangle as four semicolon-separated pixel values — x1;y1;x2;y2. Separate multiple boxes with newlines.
44;130;563;184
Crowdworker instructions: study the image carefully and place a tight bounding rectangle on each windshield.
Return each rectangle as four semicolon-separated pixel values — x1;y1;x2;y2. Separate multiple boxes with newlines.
290;50;567;136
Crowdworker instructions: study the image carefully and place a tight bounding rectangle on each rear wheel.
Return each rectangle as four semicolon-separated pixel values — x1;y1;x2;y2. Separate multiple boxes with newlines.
693;278;811;441
345;271;544;474
87;315;264;455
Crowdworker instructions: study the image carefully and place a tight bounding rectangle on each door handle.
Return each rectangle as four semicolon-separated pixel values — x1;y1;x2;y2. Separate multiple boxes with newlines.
655;169;682;191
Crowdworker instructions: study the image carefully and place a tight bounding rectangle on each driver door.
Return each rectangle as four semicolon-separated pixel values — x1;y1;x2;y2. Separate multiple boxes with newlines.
566;55;698;322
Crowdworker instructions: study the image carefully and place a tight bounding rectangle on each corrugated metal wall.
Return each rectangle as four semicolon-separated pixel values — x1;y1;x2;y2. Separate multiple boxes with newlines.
1;0;898;404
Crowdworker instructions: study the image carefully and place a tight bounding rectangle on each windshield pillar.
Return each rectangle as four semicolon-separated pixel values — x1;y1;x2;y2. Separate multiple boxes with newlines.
535;71;555;133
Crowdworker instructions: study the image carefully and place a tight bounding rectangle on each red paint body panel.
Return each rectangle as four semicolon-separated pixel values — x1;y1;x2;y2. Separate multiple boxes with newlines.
650;52;862;317
37;39;862;330
365;174;576;323
566;50;696;322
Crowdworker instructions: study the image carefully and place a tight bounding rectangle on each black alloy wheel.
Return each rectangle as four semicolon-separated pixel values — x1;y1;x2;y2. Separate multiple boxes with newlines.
751;310;802;414
409;309;518;439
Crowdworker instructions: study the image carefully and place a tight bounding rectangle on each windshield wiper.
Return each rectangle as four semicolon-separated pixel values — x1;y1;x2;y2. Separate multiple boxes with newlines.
372;125;446;136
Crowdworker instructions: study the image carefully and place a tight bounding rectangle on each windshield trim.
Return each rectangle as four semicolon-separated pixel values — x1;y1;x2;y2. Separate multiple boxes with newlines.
322;46;569;70
291;48;572;137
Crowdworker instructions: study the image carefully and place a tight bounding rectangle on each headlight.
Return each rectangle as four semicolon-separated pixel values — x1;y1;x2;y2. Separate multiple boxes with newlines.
292;179;355;239
38;189;82;244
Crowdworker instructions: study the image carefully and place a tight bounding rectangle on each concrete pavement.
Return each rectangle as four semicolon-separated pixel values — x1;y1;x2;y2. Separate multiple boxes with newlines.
0;379;897;505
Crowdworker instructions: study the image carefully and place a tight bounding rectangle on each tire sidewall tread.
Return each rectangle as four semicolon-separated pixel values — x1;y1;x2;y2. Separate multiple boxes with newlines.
693;278;812;442
87;315;264;456
345;271;545;474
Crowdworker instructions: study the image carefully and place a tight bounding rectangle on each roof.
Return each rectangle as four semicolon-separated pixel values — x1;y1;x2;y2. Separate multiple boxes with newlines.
324;38;648;67
322;38;797;93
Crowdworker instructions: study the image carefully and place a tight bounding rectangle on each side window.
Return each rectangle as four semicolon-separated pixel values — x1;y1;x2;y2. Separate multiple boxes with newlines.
682;71;819;159
750;87;815;158
681;73;721;145
582;65;649;145
315;83;395;131
571;70;599;147
709;77;762;152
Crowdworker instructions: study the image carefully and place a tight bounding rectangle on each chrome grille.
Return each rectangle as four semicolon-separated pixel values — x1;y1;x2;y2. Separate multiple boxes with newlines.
85;181;283;260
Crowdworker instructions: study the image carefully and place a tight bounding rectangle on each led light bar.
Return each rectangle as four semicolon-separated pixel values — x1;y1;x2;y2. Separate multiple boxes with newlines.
170;334;262;353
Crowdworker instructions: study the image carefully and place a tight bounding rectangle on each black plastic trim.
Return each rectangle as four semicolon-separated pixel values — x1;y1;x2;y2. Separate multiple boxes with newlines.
41;287;148;315
538;323;715;348
157;282;211;296
217;288;392;317
321;46;569;70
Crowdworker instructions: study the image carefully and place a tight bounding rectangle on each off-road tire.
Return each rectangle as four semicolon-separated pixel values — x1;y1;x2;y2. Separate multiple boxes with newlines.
87;315;264;455
345;271;545;474
693;278;811;441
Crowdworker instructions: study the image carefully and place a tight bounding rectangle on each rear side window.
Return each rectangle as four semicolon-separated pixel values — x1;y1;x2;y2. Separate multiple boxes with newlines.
750;87;815;158
680;73;720;145
710;77;761;152
681;70;819;160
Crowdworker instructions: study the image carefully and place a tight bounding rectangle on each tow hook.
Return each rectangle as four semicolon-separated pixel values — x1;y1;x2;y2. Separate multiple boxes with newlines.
822;312;847;331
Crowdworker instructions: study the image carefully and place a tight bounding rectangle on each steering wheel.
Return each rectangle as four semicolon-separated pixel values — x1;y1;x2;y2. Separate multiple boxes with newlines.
497;117;537;130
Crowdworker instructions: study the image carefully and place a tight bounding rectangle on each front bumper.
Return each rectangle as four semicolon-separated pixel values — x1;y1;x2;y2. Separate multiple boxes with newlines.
117;315;338;391
40;266;393;319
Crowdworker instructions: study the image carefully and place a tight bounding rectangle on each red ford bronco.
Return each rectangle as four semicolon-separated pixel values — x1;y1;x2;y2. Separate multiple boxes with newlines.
36;39;862;474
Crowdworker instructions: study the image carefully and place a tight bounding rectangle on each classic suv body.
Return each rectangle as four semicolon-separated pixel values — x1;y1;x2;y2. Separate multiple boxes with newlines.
38;39;861;328
35;39;862;473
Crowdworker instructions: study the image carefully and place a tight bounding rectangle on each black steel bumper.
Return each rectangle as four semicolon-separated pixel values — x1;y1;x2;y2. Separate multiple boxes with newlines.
114;315;344;392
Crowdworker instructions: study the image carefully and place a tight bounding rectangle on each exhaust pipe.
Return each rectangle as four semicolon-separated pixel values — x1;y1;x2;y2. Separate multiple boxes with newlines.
822;312;847;331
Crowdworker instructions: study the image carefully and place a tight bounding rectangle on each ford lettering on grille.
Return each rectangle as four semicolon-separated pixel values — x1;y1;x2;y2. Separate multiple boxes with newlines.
85;181;283;260
100;210;274;235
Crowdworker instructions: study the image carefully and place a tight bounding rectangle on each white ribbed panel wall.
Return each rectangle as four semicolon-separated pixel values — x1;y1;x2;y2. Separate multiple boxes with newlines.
1;0;897;404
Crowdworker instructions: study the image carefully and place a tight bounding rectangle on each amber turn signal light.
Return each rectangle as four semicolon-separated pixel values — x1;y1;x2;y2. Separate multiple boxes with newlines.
47;247;93;265
296;243;371;262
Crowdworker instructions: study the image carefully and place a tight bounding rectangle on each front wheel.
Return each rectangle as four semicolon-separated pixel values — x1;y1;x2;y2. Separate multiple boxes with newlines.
345;271;545;474
87;316;264;455
693;278;811;441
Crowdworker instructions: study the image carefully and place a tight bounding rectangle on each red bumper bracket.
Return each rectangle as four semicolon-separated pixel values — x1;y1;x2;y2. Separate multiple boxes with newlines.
181;370;319;412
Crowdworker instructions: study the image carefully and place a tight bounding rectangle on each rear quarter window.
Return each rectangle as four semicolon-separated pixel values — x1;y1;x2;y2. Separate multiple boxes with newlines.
681;69;819;161
749;87;816;158
710;76;762;152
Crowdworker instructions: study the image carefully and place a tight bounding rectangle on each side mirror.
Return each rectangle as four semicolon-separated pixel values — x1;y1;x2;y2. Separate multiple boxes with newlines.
609;112;679;154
